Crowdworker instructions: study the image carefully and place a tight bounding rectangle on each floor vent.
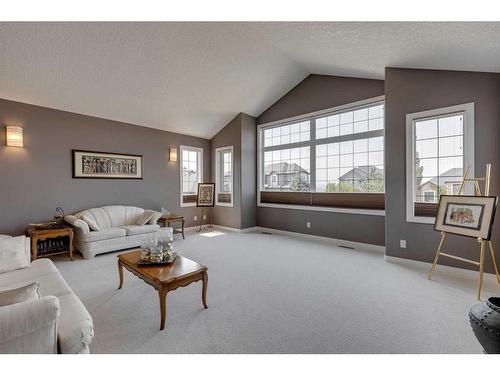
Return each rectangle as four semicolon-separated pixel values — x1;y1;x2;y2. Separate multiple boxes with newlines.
261;231;273;235
338;245;355;250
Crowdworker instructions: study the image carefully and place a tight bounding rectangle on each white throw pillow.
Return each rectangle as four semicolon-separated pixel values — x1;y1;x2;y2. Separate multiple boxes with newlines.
136;211;154;226
81;215;100;231
0;236;30;273
0;282;40;307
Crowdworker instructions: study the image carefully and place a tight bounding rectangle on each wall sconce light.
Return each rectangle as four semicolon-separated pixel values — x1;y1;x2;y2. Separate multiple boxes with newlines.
5;126;24;147
169;147;177;162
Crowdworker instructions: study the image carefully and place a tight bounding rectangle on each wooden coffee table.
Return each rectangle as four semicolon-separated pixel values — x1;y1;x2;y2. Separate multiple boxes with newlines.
117;250;208;330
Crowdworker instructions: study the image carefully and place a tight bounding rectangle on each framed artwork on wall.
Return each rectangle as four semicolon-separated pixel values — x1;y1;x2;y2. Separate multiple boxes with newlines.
434;195;497;240
196;183;215;207
72;150;143;179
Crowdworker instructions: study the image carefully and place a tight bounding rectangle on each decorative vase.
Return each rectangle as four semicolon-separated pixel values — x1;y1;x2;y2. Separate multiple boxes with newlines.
469;297;500;354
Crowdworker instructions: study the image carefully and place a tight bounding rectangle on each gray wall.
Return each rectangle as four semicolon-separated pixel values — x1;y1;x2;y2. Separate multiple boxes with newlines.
0;98;211;235
258;74;386;124
240;113;257;229
385;67;500;272
256;74;386;245
210;112;257;230
211;114;242;229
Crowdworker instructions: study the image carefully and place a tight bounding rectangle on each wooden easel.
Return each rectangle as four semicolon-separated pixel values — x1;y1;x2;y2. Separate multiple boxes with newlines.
196;207;213;233
428;164;500;300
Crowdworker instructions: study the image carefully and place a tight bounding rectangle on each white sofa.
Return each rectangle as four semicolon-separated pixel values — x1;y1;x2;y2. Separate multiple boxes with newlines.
65;205;162;259
0;235;93;354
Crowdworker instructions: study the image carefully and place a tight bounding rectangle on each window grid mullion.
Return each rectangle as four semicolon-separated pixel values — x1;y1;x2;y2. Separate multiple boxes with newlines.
310;118;316;193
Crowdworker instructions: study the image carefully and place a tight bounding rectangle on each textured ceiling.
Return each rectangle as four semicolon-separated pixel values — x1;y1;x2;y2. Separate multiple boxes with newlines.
1;22;500;139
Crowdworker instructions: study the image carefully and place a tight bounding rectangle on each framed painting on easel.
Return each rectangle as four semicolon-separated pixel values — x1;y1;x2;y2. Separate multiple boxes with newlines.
435;195;497;240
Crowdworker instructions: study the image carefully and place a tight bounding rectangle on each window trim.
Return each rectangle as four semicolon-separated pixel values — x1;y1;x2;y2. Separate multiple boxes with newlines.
257;95;385;215
215;145;234;207
405;102;474;224
179;145;204;207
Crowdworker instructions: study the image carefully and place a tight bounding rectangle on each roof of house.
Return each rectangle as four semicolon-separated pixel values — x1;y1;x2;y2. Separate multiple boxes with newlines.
339;166;384;181
420;168;463;187
264;162;309;175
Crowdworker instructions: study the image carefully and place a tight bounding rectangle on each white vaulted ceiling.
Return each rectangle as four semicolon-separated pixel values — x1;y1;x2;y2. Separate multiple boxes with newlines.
1;22;500;138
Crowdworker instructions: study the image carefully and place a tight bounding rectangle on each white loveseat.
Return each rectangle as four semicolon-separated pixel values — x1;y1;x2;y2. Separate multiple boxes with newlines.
65;205;162;259
0;235;93;354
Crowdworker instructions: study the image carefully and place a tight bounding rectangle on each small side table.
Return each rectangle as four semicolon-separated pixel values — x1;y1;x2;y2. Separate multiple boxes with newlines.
26;226;74;260
158;214;185;239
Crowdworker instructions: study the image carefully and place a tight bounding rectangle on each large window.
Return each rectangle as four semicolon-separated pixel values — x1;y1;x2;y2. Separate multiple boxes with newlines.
215;146;233;206
258;96;385;212
180;145;203;207
406;103;474;223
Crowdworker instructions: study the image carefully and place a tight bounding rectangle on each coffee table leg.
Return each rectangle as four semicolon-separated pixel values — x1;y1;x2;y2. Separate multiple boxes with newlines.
158;287;168;330
118;259;124;289
202;271;208;309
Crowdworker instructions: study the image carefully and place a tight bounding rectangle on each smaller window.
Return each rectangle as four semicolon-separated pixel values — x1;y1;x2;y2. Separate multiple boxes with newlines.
180;145;203;207
406;102;474;223
215;146;233;206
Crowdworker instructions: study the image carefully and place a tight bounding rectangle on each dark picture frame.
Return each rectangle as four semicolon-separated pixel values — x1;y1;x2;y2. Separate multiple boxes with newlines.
197;183;215;207
72;150;143;179
434;195;497;240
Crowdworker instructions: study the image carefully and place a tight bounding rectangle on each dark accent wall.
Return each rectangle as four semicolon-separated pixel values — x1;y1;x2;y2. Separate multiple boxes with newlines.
210;113;257;230
385;67;500;273
258;74;386;124
0;98;211;235
240;113;257;229
256;74;386;245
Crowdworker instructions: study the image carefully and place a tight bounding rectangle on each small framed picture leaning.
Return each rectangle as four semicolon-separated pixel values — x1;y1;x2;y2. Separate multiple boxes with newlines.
197;183;215;207
73;150;143;179
434;195;498;240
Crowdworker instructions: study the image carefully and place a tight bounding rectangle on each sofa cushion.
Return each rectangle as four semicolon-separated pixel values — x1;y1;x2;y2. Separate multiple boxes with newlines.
0;282;40;307
0;259;57;287
0;236;30;274
76;208;111;229
80;215;100;231
82;227;126;243
36;273;73;297
120;224;160;236
136;211;154;225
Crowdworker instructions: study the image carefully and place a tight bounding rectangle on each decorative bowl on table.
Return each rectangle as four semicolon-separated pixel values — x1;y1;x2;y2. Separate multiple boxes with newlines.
138;239;177;266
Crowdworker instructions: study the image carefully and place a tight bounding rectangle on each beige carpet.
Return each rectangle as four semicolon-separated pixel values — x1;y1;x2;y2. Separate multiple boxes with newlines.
54;229;499;353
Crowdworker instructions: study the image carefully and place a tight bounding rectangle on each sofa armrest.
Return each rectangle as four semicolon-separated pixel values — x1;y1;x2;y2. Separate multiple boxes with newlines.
0;296;60;354
64;215;90;234
144;210;162;225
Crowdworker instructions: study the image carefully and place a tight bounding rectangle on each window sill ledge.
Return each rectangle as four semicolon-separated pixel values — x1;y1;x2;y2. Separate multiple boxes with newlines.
216;203;234;207
257;202;385;216
406;215;436;224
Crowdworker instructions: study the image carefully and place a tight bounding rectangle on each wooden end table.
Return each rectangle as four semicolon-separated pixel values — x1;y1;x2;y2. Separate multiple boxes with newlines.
117;250;208;330
26;225;74;261
158;214;185;239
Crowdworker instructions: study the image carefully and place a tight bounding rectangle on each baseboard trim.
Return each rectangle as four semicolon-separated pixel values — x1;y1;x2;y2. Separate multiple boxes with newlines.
249;226;385;253
384;254;499;278
211;225;260;233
